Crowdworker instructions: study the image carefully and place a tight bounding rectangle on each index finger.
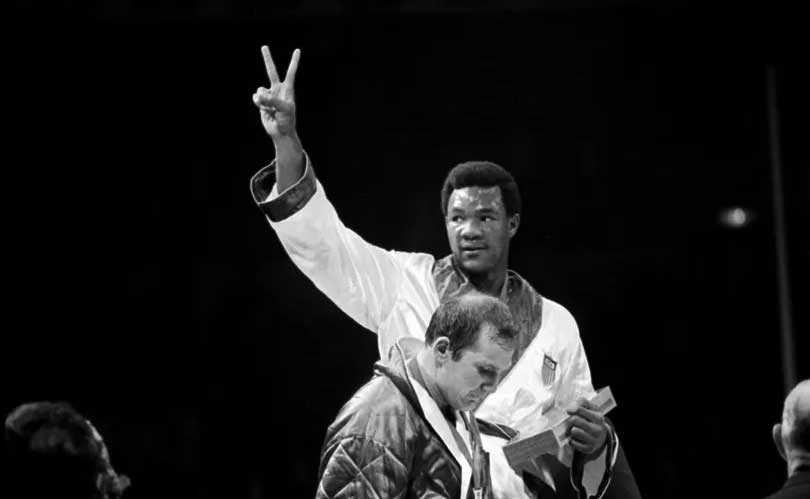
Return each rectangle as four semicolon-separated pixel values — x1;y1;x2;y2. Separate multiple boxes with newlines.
569;406;604;425
261;45;280;85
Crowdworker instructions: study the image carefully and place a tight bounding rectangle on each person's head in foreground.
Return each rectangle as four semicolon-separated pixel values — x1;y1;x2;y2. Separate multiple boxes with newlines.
421;292;519;411
773;379;810;476
773;379;810;477
4;401;131;499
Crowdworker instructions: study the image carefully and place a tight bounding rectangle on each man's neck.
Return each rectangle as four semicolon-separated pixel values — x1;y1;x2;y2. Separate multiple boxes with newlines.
787;451;810;477
465;267;508;298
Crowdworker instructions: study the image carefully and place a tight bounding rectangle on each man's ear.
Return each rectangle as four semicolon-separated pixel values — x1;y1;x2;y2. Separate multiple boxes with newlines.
508;213;520;239
433;337;451;365
773;423;787;462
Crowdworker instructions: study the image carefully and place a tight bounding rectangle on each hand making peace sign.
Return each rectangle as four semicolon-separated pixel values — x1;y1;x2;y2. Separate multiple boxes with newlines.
253;46;300;139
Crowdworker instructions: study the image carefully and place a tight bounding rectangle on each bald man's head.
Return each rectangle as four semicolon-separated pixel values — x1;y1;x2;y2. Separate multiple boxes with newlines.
772;379;810;476
781;379;810;452
424;292;518;360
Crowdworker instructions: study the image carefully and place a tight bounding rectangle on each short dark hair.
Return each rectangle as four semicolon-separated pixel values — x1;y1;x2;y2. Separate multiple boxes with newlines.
4;401;130;499
424;293;519;360
440;161;522;217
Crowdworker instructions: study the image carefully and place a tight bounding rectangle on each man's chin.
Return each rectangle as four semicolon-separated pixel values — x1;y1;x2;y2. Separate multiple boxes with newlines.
456;397;478;412
457;258;491;275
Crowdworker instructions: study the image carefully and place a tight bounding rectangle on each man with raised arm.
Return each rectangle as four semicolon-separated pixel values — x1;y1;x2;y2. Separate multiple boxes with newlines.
251;45;622;498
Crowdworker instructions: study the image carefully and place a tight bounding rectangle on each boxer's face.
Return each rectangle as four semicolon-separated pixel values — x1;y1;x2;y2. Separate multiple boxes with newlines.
435;324;514;411
445;186;519;279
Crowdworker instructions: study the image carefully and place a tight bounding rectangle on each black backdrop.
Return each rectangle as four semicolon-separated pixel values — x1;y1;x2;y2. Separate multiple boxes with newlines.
4;2;808;498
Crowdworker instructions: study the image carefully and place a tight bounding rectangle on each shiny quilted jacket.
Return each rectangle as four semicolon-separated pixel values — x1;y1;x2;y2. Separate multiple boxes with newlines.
316;346;462;498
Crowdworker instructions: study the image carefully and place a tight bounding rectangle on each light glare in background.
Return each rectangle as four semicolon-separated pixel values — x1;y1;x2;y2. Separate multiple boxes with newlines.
719;207;752;228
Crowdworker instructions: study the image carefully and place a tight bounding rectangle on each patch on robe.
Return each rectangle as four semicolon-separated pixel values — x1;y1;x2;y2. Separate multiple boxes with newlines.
542;354;557;386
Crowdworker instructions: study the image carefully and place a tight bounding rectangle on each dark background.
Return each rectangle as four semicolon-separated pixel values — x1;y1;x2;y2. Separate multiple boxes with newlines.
4;1;807;498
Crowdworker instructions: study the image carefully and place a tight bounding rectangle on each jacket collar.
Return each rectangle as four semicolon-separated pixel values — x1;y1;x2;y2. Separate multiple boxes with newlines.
783;468;810;489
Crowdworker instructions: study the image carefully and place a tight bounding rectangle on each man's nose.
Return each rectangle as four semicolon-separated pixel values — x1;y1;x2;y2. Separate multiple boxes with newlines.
480;380;496;393
460;219;483;238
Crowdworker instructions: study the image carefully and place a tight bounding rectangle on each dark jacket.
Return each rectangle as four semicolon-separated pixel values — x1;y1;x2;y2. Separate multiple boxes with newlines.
316;341;468;499
764;468;810;499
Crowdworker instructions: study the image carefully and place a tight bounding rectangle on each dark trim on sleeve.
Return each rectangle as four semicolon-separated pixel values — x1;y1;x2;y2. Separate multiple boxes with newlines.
250;153;317;222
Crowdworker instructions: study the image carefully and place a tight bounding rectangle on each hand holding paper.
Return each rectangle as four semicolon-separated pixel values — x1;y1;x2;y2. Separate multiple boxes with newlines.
565;397;609;456
502;386;616;472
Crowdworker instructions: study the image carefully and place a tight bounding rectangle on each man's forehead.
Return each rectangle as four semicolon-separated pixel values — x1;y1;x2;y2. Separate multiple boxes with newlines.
448;186;505;210
469;334;513;367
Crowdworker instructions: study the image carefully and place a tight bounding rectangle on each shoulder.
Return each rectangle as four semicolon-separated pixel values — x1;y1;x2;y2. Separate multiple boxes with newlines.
389;251;438;304
390;250;435;272
539;296;580;336
761;488;792;499
328;374;423;447
508;271;579;337
765;471;810;499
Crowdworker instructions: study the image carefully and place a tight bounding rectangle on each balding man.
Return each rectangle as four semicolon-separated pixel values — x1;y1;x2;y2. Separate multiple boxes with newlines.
766;379;810;499
316;293;518;499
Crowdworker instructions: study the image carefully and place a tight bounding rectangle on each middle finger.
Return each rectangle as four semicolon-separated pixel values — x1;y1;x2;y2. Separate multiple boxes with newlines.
261;45;280;85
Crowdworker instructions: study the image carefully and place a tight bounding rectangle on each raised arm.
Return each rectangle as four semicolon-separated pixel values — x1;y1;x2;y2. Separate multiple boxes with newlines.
249;46;436;353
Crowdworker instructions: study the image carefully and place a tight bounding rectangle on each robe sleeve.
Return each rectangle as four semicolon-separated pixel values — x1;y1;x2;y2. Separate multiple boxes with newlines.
250;153;417;334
